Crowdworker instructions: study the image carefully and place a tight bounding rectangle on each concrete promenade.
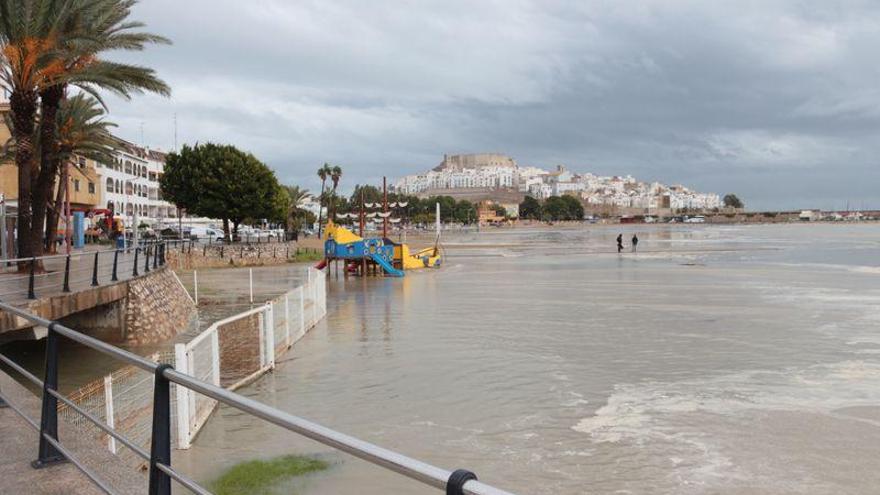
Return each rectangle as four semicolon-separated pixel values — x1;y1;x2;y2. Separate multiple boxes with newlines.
0;244;157;305
0;368;145;494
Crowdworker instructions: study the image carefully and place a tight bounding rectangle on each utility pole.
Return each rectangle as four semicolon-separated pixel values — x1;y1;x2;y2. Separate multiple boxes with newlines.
64;162;71;254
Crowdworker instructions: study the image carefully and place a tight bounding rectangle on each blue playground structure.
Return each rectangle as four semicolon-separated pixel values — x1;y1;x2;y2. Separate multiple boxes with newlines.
323;235;405;277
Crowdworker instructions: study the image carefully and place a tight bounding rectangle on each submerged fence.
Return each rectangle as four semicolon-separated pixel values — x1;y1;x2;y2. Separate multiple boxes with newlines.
0;291;513;495
52;267;327;465
175;268;326;448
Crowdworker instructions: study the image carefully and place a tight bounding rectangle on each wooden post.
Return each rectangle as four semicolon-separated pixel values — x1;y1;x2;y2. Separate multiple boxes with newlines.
382;176;388;238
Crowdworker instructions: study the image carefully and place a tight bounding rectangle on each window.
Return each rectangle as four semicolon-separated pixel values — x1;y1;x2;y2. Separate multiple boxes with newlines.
124;161;132;174
74;179;80;192
106;178;113;193
88;182;95;194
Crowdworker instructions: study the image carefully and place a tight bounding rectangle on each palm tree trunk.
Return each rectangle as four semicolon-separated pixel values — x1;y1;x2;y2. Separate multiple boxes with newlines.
46;165;67;254
33;84;64;252
10;89;39;266
316;179;327;237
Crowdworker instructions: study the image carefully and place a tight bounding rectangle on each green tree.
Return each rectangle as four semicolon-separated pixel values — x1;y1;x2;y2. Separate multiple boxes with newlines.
453;200;476;224
283;185;313;231
519;196;541;220
542;195;585;221
160;143;283;239
350;184;382;205
561;195;585;220
723;193;744;209
0;0;170;261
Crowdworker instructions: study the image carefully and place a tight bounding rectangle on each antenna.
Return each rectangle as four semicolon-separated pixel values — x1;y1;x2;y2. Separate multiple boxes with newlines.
140;121;145;146
173;112;178;150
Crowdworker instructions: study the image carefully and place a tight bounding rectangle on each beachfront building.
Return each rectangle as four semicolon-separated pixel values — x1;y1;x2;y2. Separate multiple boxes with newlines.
97;139;178;226
477;200;505;224
0;102;102;213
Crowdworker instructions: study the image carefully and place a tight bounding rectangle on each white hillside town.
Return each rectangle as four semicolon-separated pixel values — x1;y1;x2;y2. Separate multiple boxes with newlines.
392;153;722;211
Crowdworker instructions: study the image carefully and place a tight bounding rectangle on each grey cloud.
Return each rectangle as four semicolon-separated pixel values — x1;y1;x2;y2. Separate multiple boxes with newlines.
101;0;880;210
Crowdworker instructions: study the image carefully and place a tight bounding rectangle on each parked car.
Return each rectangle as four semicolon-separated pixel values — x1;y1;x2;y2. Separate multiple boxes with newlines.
189;226;226;241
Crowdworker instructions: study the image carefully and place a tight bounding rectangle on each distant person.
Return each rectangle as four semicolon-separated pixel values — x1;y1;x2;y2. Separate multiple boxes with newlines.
616;234;624;253
632;234;639;252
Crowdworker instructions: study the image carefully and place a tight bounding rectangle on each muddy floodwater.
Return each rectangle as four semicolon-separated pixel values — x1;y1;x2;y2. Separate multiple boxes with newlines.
172;223;880;494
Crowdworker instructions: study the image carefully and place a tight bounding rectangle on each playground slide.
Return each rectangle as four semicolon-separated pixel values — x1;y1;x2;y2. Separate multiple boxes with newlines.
370;254;405;277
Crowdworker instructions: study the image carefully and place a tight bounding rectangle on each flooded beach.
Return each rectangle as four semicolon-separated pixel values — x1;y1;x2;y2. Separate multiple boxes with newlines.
175;223;880;494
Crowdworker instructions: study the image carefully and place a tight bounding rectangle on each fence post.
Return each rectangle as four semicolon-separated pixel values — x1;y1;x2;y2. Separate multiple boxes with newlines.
153;242;159;269
91;251;99;286
249;268;254;304
299;287;305;337
284;293;291;346
148;364;173;495
111;250;119;282
144;245;151;273
211;330;220;386
173;344;191;450
193;270;199;305
32;323;65;468
62;255;71;292
265;303;275;369
103;374;116;454
133;247;140;277
28;257;36;299
257;312;266;369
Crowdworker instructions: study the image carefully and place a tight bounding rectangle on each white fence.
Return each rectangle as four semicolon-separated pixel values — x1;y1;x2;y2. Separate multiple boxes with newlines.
173;267;326;448
58;267;327;459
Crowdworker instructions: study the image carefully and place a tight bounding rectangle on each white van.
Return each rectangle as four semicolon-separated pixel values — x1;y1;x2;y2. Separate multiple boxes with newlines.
189;226;226;241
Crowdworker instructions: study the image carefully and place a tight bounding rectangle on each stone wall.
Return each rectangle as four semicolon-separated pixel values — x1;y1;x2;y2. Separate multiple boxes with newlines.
166;241;305;270
123;267;196;345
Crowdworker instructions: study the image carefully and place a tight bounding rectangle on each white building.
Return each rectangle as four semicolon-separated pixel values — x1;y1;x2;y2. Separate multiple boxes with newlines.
392;153;722;211
96;139;177;226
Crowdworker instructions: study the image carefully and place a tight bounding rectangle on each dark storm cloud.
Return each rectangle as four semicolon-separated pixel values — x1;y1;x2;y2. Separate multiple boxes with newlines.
104;0;880;210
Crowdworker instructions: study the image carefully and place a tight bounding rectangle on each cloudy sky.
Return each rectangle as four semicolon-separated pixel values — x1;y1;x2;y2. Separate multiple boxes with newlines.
105;0;880;210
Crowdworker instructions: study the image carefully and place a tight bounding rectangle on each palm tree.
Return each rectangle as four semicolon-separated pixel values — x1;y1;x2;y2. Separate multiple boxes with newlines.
329;165;342;219
45;93;118;251
0;0;170;261
315;163;331;236
0;0;74;260
283;185;311;232
36;0;170;255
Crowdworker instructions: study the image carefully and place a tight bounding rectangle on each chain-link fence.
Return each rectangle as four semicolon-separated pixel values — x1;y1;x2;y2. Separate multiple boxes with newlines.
57;350;177;469
56;267;327;459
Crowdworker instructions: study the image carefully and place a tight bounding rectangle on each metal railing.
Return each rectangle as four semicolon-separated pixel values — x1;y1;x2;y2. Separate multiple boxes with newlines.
0;240;194;301
0;301;516;495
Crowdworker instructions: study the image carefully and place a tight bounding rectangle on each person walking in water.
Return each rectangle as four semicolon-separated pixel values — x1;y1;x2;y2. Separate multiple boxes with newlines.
617;234;624;253
631;234;639;253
